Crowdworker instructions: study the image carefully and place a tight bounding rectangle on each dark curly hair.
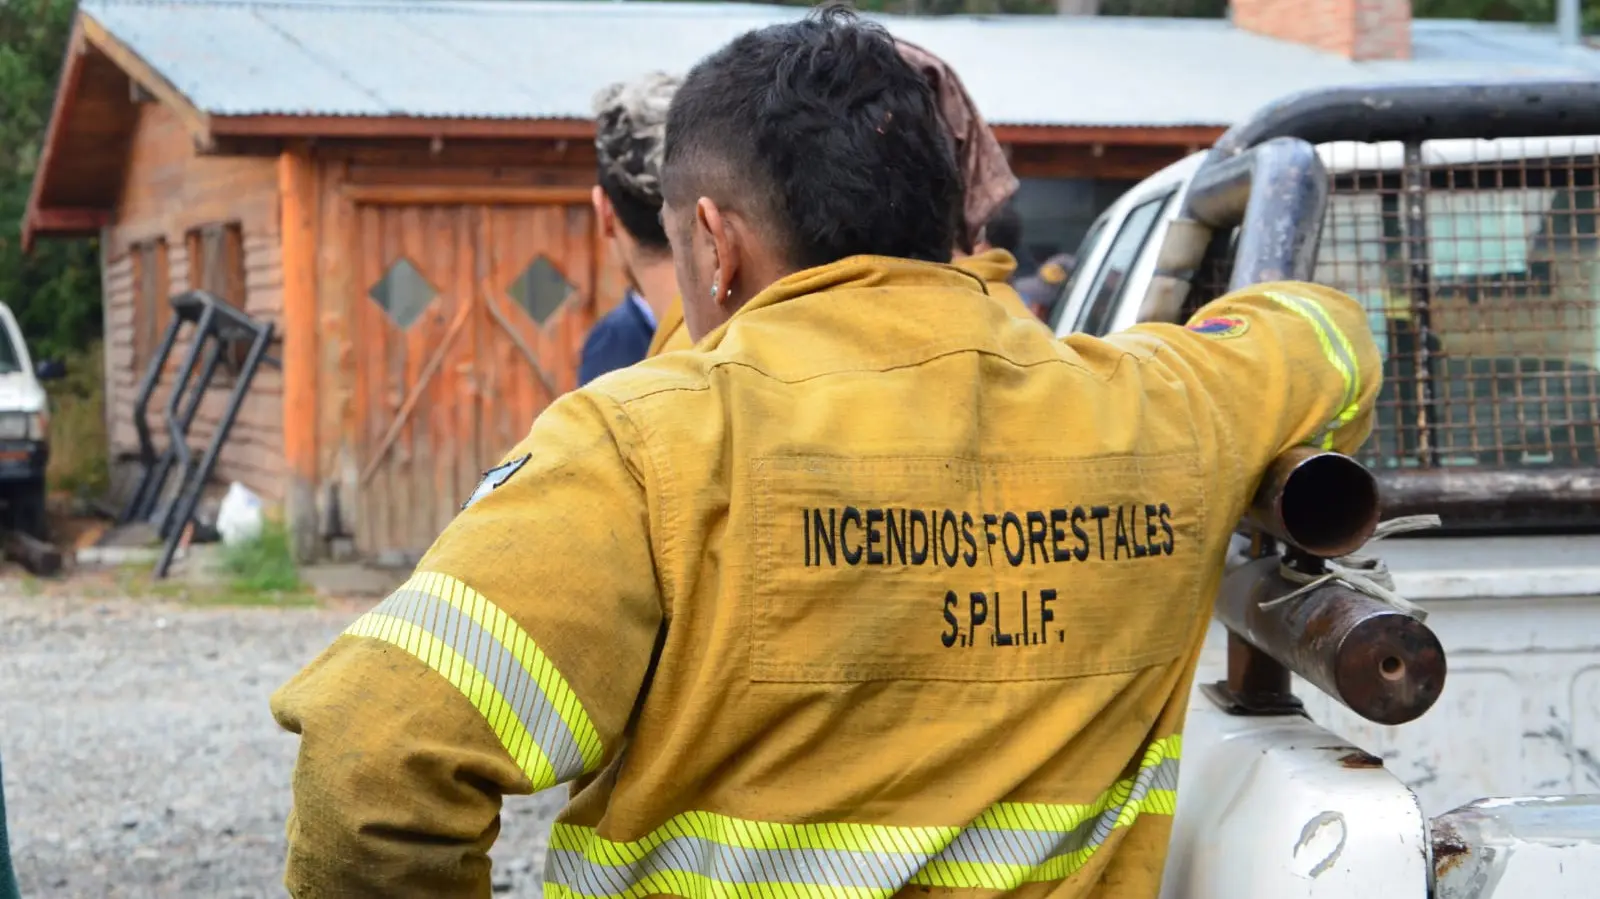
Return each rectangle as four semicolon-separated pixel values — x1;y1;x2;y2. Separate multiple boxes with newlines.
598;169;670;252
661;5;961;269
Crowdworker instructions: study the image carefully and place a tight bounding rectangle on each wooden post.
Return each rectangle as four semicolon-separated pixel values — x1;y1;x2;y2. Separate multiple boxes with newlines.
278;147;320;563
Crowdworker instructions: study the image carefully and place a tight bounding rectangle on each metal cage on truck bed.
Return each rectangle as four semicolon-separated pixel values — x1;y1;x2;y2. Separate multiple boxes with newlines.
1173;80;1600;532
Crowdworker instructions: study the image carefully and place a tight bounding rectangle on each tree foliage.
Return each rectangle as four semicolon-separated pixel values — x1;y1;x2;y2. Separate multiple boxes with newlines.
1414;0;1598;30
770;0;1056;15
1097;0;1227;15
0;0;101;363
770;0;1226;15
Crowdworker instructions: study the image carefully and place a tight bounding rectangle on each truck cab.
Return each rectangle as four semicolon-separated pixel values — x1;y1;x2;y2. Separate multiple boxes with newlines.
0;301;58;540
1050;80;1600;896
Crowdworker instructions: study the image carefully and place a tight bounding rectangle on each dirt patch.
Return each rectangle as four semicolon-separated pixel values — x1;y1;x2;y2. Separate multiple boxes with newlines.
1431;819;1472;878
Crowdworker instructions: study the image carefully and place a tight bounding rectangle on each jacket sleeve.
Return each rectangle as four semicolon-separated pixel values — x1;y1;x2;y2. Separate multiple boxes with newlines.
1103;279;1383;475
270;389;663;898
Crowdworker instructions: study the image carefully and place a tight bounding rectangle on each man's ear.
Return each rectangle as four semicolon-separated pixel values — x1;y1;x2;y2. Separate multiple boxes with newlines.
592;185;616;239
696;198;741;309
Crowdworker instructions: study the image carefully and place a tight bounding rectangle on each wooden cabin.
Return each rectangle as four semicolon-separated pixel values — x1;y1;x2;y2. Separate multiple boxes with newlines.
28;0;1562;565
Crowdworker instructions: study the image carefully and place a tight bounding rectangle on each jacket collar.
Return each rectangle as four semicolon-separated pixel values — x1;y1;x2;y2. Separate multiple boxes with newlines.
691;256;1060;380
954;248;1018;286
697;256;989;351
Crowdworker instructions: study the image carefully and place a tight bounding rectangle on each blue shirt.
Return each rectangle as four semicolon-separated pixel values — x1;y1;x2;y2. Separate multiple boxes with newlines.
577;290;657;387
630;291;657;330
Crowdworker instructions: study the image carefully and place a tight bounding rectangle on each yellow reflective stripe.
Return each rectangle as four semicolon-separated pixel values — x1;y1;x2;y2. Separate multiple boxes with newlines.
551;811;959;856
545;734;1180;898
1316;301;1365;436
344;570;602;791
968;734;1179;832
547;876;886;899
346;612;559;788
1263;290;1362;449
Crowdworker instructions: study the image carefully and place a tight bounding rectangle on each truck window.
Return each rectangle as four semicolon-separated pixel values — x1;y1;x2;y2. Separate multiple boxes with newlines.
1046;215;1110;333
1078;192;1174;336
0;328;20;376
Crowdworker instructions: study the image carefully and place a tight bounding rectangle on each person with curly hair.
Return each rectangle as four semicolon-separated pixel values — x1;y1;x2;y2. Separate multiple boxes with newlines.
577;72;683;386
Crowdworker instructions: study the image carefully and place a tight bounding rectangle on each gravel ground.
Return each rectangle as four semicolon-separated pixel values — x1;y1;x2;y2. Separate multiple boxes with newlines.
0;581;565;898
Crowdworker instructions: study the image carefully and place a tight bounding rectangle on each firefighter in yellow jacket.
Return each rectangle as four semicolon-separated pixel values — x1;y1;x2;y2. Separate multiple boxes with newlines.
271;10;1381;898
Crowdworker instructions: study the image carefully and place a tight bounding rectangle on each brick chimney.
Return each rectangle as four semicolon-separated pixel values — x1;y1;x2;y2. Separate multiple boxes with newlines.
1231;0;1412;61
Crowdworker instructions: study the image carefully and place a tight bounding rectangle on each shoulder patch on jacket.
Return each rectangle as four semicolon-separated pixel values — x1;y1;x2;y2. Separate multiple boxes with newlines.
1186;316;1250;340
463;453;531;510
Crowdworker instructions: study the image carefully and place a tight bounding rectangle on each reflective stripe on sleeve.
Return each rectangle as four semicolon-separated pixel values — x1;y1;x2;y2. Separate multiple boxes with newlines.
344;570;603;790
1262;290;1363;449
544;734;1180;899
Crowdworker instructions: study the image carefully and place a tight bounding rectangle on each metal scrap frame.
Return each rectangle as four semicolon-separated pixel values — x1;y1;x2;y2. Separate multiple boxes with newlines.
120;290;281;577
1155;78;1600;530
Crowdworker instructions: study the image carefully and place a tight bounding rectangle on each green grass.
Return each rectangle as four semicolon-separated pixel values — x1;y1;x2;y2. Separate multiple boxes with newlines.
115;572;316;608
107;522;318;607
45;342;110;497
221;520;302;593
209;520;315;605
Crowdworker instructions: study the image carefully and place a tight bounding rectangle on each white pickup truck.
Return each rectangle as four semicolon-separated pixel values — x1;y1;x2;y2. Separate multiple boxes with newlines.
1046;80;1600;897
0;301;60;540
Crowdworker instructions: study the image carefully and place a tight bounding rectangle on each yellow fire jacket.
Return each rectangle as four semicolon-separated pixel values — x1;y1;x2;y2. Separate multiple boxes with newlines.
952;248;1043;325
647;248;1045;357
272;257;1380;899
646;295;692;356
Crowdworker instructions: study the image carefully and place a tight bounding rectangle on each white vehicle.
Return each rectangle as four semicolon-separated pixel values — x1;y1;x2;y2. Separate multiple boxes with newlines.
0;301;62;540
1049;80;1600;896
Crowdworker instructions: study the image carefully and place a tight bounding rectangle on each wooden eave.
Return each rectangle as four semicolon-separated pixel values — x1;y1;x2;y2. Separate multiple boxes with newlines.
23;13;213;251
22;20;97;252
209;114;597;142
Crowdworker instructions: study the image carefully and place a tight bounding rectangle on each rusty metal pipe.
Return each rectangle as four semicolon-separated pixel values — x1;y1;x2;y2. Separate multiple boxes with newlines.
1247;446;1382;558
1217;556;1447;725
1379;467;1600;526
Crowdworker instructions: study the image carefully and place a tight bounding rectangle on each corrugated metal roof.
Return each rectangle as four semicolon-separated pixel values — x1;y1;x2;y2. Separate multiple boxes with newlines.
80;0;1600;128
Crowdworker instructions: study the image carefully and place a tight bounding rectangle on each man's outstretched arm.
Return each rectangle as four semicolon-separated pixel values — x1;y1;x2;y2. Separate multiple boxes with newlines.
1103;280;1383;477
271;390;663;898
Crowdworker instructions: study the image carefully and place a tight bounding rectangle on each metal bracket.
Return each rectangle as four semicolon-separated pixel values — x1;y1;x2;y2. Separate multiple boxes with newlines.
1201;680;1308;717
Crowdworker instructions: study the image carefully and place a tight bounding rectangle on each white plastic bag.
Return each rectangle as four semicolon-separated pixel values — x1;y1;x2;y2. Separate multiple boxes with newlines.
216;481;265;547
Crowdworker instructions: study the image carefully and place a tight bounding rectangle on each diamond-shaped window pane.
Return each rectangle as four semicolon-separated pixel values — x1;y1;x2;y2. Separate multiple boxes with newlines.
368;258;437;329
508;256;574;326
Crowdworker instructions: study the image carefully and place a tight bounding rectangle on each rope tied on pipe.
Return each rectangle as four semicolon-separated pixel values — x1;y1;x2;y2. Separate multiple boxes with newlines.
1260;514;1444;622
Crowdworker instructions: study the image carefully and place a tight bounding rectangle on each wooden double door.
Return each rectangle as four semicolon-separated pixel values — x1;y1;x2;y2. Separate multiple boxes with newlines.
347;197;601;563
